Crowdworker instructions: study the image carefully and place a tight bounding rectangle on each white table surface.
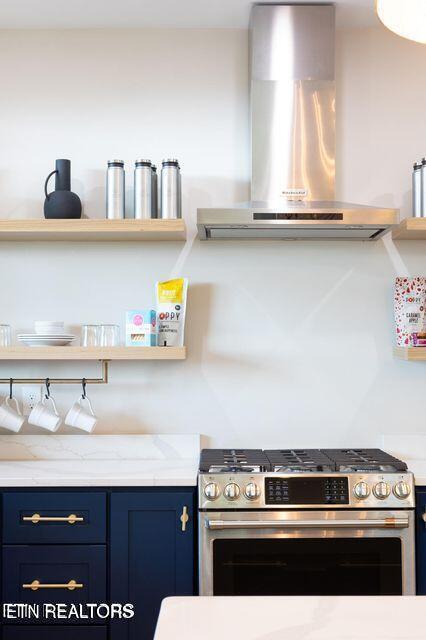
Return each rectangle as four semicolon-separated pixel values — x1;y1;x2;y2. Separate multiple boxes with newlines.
0;459;198;486
155;596;426;640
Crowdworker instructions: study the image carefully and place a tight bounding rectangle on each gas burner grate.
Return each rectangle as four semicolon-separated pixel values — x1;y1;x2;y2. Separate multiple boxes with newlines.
264;449;335;472
321;449;408;472
199;449;272;473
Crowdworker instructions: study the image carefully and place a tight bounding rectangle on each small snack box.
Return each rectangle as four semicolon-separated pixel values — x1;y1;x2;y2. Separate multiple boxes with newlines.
125;310;157;346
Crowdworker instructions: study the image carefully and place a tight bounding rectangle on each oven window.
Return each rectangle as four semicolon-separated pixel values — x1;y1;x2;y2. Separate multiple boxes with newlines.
213;538;402;595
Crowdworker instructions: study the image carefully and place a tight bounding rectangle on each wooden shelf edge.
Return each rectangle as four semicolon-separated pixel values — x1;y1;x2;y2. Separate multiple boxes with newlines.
0;346;186;361
392;218;426;240
394;346;426;361
0;219;186;242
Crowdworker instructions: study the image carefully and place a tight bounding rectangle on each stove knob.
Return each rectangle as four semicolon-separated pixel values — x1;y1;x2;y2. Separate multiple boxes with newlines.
224;483;241;501
204;483;220;501
244;482;261;500
353;481;370;500
393;480;411;499
373;481;391;499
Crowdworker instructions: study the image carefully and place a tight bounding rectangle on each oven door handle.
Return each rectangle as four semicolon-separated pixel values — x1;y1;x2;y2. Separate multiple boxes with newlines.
206;517;409;530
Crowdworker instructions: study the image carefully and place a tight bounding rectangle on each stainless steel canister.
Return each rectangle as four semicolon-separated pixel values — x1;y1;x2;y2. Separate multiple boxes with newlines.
151;164;158;218
413;162;422;217
421;158;426;217
134;159;152;219
160;159;181;219
106;159;125;219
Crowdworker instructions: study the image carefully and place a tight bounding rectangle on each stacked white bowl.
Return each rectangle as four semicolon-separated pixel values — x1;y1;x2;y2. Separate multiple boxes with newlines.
18;321;76;347
34;321;65;335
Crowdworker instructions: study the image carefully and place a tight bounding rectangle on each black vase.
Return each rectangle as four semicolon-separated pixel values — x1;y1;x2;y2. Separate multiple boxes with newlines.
44;159;82;219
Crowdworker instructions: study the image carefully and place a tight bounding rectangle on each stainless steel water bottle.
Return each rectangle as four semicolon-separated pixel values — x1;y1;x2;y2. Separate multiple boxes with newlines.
151;164;158;218
413;162;422;217
106;160;125;219
160;159;182;219
134;159;152;219
421;158;426;218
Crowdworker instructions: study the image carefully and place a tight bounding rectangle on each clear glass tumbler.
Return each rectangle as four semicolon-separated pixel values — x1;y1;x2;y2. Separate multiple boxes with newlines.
0;325;11;347
99;324;120;347
81;324;100;347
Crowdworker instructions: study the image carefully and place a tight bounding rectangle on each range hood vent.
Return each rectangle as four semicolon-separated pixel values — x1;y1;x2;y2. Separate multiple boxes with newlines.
197;4;398;241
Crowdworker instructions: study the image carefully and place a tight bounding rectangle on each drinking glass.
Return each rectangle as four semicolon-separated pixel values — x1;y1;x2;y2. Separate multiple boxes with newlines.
0;325;11;347
81;324;99;347
99;324;120;347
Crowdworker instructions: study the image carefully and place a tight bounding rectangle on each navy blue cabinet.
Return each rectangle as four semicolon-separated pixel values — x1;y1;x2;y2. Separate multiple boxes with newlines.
416;487;426;594
3;492;106;544
0;487;196;638
111;491;196;639
3;627;107;639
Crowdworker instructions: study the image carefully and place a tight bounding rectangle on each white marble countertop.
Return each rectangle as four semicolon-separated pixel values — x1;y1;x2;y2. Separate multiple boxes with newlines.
0;459;198;486
0;434;199;486
155;596;426;640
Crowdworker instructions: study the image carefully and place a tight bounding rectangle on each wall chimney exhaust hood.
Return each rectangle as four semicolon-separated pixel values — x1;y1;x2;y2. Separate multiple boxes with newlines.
197;4;398;241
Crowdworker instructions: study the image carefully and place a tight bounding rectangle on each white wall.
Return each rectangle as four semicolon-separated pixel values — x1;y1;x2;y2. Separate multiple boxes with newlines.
0;26;426;447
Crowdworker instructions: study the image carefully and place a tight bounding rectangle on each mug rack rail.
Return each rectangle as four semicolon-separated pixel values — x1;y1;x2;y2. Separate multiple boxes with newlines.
0;360;109;386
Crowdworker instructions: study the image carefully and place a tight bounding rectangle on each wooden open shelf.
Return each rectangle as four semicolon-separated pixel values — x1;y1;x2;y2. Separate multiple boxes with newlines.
392;218;426;240
0;219;186;242
0;347;186;361
394;347;426;361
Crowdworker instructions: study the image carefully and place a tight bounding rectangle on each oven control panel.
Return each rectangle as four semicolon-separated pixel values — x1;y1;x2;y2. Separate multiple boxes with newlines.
198;472;415;510
265;476;349;505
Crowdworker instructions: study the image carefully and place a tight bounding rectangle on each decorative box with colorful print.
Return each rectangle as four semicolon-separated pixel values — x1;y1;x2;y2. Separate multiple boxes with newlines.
394;277;426;347
125;310;157;346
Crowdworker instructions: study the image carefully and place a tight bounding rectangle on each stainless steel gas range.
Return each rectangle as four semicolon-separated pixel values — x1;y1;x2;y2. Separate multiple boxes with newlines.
198;449;416;596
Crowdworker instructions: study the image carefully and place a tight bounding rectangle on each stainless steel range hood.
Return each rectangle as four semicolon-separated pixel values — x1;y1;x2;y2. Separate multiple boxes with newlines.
197;4;398;241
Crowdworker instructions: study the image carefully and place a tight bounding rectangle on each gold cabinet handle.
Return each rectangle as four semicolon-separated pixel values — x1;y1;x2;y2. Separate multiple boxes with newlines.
22;579;83;591
423;513;426;523
180;505;189;532
22;513;84;525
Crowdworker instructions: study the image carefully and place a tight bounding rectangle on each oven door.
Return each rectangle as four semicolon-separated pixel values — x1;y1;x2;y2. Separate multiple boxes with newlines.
199;510;415;596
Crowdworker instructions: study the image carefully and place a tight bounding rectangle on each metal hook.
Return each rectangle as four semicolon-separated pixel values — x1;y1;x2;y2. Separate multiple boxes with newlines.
45;378;51;399
82;378;87;399
9;378;13;400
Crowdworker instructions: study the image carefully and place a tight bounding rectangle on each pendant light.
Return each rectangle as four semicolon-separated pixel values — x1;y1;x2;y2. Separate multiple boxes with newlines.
376;0;426;44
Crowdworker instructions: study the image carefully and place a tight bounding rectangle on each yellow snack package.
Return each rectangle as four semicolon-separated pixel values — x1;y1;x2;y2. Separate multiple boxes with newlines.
156;278;188;347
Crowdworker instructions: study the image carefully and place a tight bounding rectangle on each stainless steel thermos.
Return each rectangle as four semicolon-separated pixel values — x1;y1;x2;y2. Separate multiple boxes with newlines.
160;159;181;219
421;158;426;218
413;162;422;217
134;159;153;219
151;164;158;218
106;160;125;219
106;157;181;219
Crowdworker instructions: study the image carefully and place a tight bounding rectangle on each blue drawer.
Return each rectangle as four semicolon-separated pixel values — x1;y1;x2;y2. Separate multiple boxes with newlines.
3;492;106;543
3;545;106;622
3;627;107;639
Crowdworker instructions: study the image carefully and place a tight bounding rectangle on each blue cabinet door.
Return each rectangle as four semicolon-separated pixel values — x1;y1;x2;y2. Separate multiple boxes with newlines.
416;488;426;594
110;491;195;640
3;627;107;639
3;545;106;623
3;492;106;544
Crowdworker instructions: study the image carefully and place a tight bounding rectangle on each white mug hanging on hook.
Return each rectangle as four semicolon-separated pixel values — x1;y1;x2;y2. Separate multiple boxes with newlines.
28;379;62;432
65;379;97;433
0;379;25;433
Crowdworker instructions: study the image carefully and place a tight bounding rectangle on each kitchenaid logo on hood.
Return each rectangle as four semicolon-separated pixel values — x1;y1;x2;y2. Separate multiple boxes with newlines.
281;188;308;199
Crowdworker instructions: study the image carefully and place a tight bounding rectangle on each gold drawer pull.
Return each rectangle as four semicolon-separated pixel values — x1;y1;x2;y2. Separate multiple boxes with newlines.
22;513;84;525
23;579;83;591
180;505;189;532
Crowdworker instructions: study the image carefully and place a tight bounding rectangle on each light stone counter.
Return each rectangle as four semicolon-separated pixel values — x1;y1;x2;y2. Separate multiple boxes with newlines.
0;434;199;487
155;596;426;640
0;458;198;486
